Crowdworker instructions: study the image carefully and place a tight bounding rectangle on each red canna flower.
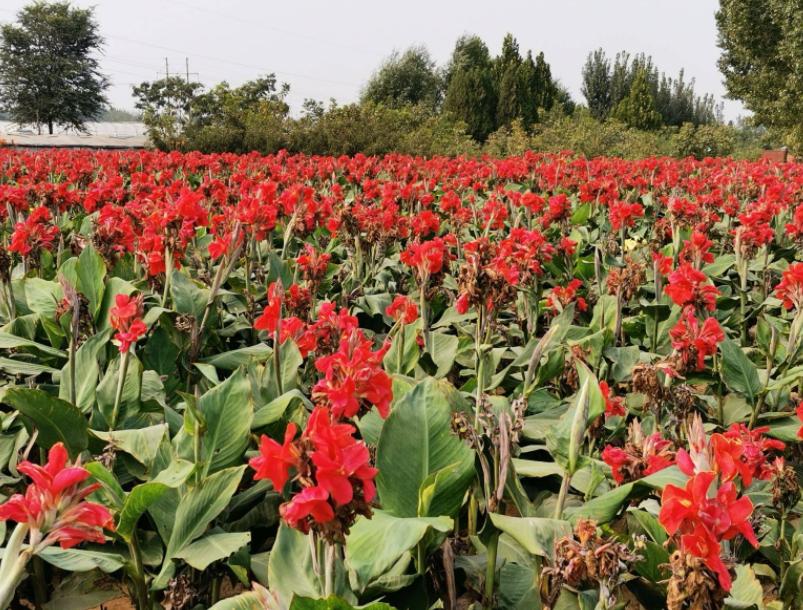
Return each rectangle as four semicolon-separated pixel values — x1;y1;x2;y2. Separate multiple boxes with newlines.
400;238;448;278
249;423;301;492
680;231;715;267
254;282;283;333
602;422;675;485
313;329;392;419
721;423;785;485
652;253;673;276
110;293;146;353
599;381;626;417
546;279;587;313
659;471;758;591
797;402;803;440
669;306;724;371
773;262;803;311
0;443;114;550
8;206;60;257
296;244;331;283
664;264;719;311
609;201;644;232
679;523;731;591
386;295;418;324
280;486;335;531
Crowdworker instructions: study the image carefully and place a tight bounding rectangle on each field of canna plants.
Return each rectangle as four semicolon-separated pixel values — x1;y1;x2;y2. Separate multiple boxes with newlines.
0;149;801;609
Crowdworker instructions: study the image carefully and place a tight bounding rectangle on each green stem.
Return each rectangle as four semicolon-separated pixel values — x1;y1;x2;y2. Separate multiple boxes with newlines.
324;542;335;598
160;247;172;308
127;533;149;610
0;551;29;610
419;279;429;350
31;556;47;607
553;472;571;519
110;349;131;430
484;529;499;604
397;323;405;374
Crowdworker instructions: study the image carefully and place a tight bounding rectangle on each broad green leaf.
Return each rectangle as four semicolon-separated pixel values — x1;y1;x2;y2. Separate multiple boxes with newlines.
116;482;170;542
252;389;312;430
39;547;125;573
58;328;112;411
346;510;451;593
720;339;761;405
198;369;253;476
489;514;571;561
152;465;245;589
85;462;125;508
3;387;87;457
426;332;458;378
725;564;763;608
174;532;251;570
201;344;272;370
376;377;474;518
96;353;142;426
568;466;687;523
170;270;208;319
0;331;66;358
0;357;58;376
268;524;321;605
91;424;167;469
209;591;265;610
76;245;107;320
290;597;395;610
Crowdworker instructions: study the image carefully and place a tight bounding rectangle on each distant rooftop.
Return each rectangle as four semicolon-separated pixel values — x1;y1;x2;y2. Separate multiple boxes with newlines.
0;121;148;149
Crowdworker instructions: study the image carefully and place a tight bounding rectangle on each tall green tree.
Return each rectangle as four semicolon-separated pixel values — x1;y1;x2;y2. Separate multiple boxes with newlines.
0;1;108;134
611;68;662;130
493;34;525;128
443;35;497;141
716;0;803;150
581;49;612;120
532;51;557;111
361;46;442;110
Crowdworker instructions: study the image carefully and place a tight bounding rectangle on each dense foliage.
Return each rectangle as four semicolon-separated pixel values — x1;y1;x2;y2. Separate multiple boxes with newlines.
581;49;720;127
716;0;803;151
0;149;801;609
0;2;108;134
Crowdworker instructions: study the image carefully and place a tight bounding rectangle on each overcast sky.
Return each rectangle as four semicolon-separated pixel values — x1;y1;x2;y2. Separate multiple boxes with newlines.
0;0;746;121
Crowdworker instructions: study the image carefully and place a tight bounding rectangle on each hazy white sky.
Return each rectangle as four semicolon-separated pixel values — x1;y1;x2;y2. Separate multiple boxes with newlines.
0;0;746;120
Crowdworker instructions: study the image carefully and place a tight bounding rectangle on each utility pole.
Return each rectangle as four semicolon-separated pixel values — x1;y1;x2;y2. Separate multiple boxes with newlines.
185;58;199;84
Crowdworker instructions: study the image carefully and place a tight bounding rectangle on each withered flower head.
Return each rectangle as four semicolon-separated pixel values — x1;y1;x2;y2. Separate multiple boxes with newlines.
666;549;727;610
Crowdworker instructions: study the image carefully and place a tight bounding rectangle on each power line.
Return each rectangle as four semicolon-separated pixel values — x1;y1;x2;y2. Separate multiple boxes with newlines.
104;32;361;88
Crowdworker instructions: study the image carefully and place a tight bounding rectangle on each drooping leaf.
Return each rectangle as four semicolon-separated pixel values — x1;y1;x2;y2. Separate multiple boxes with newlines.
173;532;251;570
720;339;762;405
346;509;452;593
489;514;572;562
2;387;87;457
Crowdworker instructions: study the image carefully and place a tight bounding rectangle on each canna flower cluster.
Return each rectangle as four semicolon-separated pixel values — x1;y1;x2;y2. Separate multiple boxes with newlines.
0;443;114;551
8;206;60;258
545;278;588;313
664;263;720;311
774;262;803;311
109;293;147;353
669;306;725;372
250;407;376;541
313;328;392;419
601;420;675;484
658;417;777;591
385;295;418;324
